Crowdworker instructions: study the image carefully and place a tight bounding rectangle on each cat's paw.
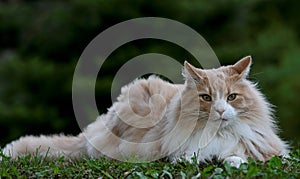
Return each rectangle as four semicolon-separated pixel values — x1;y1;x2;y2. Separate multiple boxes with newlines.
224;156;246;168
170;154;198;164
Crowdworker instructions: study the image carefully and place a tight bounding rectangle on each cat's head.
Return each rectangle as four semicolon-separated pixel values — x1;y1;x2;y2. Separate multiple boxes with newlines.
183;56;270;128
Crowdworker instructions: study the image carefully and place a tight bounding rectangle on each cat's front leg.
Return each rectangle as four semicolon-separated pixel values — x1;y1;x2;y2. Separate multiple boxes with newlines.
223;156;246;168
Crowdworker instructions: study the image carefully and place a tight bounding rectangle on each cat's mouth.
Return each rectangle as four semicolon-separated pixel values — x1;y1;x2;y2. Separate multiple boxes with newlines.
212;117;229;122
220;118;228;122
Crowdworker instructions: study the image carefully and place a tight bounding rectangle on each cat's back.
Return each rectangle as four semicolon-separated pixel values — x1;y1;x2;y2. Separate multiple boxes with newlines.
90;76;181;146
117;75;181;115
109;76;182;129
84;76;183;159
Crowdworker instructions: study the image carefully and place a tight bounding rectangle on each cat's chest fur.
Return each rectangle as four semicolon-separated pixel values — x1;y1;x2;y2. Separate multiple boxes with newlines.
170;125;240;162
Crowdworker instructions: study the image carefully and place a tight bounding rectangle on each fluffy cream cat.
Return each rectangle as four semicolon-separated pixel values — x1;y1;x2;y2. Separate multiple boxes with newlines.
2;56;289;167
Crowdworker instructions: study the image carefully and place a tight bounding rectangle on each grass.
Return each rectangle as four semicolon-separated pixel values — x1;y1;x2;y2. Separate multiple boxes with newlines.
0;149;299;178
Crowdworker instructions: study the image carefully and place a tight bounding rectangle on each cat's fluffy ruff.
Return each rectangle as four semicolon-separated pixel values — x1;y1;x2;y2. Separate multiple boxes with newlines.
2;56;289;167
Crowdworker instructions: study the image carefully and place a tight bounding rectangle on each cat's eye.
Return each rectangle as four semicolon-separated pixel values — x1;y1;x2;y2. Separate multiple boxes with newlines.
227;93;237;101
200;94;212;102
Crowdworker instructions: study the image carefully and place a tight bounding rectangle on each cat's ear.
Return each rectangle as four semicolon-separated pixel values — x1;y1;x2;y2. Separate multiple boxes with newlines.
183;61;205;85
232;56;252;78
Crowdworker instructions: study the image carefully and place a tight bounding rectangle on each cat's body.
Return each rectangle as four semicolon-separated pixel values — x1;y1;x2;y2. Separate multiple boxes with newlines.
2;56;288;167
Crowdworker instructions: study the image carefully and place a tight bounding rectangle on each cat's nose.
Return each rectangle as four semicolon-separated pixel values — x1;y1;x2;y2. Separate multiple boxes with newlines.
216;109;225;116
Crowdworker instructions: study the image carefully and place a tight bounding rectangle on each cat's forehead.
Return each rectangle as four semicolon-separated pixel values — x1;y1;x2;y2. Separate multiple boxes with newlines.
204;66;235;79
200;67;237;93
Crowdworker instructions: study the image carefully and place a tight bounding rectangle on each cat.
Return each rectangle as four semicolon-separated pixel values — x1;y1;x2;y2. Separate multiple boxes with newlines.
2;56;289;167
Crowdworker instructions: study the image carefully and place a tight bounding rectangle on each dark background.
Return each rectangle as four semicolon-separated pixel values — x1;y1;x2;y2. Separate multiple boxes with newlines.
0;0;299;147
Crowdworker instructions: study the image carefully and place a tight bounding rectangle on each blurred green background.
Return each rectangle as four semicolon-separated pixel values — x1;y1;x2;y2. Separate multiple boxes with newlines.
0;0;299;147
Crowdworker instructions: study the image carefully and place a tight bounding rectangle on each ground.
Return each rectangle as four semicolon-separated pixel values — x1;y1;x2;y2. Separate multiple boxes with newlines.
0;149;299;178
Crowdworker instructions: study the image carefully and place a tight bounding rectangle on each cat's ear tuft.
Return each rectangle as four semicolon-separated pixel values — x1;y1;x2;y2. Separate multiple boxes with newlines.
232;56;252;78
183;61;205;84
